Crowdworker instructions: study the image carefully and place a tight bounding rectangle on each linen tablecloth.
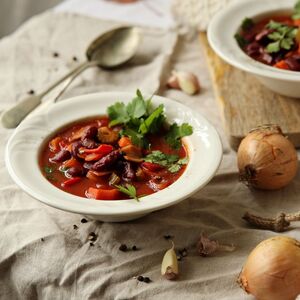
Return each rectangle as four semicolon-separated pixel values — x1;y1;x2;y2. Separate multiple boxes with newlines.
1;10;300;300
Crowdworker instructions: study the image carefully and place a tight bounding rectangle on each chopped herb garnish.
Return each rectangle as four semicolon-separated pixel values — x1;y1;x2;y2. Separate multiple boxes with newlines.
44;166;54;174
115;184;139;201
44;166;56;181
241;17;254;31
144;150;178;167
293;0;300;20
266;21;298;53
144;150;188;173
165;123;193;150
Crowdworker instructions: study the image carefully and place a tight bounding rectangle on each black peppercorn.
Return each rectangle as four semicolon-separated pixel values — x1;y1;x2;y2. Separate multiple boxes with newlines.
81;218;88;223
143;277;151;283
73;225;78;230
119;244;127;252
90;242;94;247
164;235;173;240
41;238;44;242
137;275;144;282
28;89;35;95
53;52;59;57
132;245;138;251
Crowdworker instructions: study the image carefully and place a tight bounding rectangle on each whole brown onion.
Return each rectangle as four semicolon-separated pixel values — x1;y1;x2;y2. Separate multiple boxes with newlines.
238;236;300;300
237;125;298;190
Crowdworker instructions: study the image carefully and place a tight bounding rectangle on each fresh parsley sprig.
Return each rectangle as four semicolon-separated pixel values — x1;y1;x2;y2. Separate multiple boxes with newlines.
266;21;298;53
114;184;139;201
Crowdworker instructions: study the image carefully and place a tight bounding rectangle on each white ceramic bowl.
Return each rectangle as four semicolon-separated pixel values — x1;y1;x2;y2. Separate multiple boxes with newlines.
208;0;300;98
5;92;222;222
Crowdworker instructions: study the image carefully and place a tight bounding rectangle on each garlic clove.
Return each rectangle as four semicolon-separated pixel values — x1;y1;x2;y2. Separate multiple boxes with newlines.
161;243;179;280
176;71;200;95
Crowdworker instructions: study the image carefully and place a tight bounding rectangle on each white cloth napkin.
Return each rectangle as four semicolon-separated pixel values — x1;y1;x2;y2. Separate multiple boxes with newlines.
54;0;175;30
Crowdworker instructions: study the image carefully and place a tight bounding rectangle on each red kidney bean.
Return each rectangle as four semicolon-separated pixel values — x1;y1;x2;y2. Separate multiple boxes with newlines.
82;126;98;140
66;166;86;177
285;55;300;71
92;150;122;171
81;138;97;149
245;42;261;57
122;161;135;182
71;141;82;158
50;149;71;163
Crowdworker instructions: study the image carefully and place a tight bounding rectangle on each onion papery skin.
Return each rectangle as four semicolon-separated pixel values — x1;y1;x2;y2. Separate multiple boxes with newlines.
238;236;300;300
237;125;298;190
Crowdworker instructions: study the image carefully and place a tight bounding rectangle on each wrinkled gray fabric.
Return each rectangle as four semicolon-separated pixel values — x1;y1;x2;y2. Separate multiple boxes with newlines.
1;11;300;300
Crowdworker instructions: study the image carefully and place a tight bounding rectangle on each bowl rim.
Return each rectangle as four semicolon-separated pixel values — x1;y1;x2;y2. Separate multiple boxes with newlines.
5;92;223;217
207;0;300;82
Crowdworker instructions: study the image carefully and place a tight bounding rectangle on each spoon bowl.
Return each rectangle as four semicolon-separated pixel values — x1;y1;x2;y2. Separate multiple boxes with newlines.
87;26;140;68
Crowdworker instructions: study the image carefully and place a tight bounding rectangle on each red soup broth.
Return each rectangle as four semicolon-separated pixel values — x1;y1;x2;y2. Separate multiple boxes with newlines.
39;116;188;200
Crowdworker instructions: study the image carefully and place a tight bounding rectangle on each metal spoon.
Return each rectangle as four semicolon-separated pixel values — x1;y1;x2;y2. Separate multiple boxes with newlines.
1;26;140;128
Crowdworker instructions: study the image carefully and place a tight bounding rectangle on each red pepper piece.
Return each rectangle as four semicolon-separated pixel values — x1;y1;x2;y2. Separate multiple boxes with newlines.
61;177;81;187
142;162;164;172
80;144;114;155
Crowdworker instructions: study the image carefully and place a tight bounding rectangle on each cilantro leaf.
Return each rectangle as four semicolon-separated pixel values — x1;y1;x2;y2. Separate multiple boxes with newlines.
44;166;54;174
114;184;139;201
168;164;181;173
266;41;280;53
106;90;193;151
139;104;165;135
121;128;148;148
108;102;130;126
144;150;178;167
126;90;147;119
177;157;189;165
167;156;189;173
241;18;254;31
144;150;189;173
266;21;297;53
165;123;193;149
267;20;283;31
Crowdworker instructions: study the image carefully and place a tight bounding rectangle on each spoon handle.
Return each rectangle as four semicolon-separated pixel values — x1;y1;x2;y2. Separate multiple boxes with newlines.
1;95;42;128
54;61;99;102
1;61;89;129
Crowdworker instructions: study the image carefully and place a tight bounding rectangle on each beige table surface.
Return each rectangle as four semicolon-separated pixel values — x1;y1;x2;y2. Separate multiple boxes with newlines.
1;11;300;300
